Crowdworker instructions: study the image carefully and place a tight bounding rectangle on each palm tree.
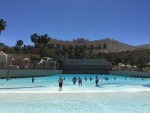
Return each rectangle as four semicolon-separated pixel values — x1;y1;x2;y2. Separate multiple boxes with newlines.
56;44;60;49
16;40;23;47
79;45;87;58
36;34;50;57
22;45;27;53
30;33;39;47
145;49;150;63
22;45;33;53
98;44;101;49
88;45;94;58
41;34;50;46
0;19;6;34
62;45;67;58
103;44;107;49
31;33;50;48
54;46;61;56
68;45;73;50
74;45;80;59
88;45;94;52
81;45;87;51
68;45;74;58
48;43;54;49
15;40;24;53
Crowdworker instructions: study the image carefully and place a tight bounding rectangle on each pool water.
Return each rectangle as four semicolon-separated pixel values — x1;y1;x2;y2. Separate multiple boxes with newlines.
0;74;150;92
0;93;150;113
0;74;150;113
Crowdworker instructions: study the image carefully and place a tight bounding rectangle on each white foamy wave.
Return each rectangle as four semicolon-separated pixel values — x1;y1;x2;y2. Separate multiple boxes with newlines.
0;88;150;94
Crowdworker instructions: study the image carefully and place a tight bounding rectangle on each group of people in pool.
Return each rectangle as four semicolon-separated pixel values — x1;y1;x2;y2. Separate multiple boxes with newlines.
31;75;148;91
72;76;82;86
58;75;148;91
58;75;100;91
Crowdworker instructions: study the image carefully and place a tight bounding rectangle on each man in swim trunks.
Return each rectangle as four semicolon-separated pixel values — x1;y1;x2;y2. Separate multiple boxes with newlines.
78;77;82;86
72;76;77;85
58;76;63;91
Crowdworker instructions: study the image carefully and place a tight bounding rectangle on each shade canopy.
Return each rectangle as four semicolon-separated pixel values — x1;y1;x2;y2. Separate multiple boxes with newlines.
38;59;46;65
23;58;30;61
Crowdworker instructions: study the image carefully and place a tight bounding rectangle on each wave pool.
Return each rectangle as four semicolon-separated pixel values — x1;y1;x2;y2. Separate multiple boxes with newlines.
0;74;150;113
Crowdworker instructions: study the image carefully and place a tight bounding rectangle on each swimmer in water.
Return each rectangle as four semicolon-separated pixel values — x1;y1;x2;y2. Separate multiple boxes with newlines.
32;77;34;83
90;77;92;81
85;76;87;81
114;77;116;80
95;76;99;86
72;77;77;85
78;77;82;86
58;76;63;91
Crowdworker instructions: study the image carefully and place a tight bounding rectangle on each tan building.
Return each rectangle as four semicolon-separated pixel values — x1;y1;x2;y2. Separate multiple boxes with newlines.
48;38;136;52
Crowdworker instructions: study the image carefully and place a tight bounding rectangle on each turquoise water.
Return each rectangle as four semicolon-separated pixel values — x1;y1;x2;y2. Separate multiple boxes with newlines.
0;93;150;113
0;74;150;113
0;74;150;92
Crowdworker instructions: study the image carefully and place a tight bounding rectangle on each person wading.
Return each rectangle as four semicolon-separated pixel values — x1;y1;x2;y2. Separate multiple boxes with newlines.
58;76;63;91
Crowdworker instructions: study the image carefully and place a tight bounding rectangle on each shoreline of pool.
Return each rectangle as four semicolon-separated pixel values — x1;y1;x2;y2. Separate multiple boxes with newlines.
0;89;150;94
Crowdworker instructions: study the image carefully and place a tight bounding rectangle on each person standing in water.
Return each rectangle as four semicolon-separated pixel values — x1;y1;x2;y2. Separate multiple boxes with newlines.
72;76;77;85
58;76;63;91
85;76;87;81
90;77;92;81
32;77;34;83
114;77;116;80
78;77;82;86
80;77;82;86
95;76;99;86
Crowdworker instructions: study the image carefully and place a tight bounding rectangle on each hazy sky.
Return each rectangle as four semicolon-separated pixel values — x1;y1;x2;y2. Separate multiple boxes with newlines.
0;0;150;46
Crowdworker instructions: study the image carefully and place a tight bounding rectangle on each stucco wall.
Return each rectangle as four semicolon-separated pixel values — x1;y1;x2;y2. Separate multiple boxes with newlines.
0;70;61;78
49;38;136;52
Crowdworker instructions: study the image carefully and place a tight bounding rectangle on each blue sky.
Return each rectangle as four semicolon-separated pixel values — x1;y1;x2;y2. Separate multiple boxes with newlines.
0;0;150;46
